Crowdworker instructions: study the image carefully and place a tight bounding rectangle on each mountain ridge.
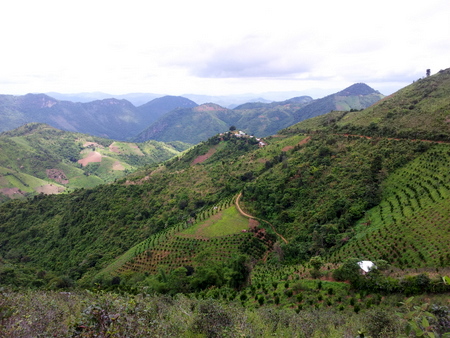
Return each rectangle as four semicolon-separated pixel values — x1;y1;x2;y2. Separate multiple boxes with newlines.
134;83;383;143
0;94;198;140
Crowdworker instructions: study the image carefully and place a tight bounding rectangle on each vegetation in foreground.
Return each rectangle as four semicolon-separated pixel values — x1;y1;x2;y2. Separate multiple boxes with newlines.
1;287;449;337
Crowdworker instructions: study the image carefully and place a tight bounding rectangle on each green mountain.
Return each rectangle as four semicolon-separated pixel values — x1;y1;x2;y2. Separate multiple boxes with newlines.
0;123;189;202
290;83;384;121
333;70;450;140
0;70;449;298
135;83;383;143
0;94;197;140
134;103;236;144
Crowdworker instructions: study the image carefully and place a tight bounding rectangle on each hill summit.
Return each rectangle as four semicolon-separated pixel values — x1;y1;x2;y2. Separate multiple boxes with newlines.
336;83;380;96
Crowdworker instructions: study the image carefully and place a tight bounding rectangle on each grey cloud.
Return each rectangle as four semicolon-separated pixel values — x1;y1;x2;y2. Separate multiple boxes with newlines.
185;36;317;79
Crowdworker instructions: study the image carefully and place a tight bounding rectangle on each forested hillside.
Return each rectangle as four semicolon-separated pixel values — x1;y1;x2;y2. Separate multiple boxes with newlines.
0;94;197;140
134;83;383;143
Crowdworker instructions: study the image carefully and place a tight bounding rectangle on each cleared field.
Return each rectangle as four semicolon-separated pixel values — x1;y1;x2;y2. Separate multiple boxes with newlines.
180;206;249;238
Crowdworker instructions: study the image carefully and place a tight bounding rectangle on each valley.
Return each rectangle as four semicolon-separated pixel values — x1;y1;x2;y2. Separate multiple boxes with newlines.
0;70;449;337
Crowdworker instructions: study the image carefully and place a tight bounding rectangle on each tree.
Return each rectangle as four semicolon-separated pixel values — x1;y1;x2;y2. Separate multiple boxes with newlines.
229;125;236;131
426;69;431;77
309;256;324;279
332;258;363;286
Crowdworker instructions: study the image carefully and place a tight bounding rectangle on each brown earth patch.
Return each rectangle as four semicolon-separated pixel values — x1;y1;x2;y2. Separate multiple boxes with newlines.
249;218;260;227
109;143;121;154
298;136;311;146
35;184;65;195
0;188;26;198
46;169;69;184
282;145;294;152
192;147;216;165
78;151;102;166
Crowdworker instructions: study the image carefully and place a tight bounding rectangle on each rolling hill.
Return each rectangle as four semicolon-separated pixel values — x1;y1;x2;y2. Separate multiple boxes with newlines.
133;103;238;144
0;69;449;299
134;83;383;143
0;123;190;202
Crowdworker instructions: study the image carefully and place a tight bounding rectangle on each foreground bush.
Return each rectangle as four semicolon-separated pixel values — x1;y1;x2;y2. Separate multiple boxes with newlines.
2;289;442;337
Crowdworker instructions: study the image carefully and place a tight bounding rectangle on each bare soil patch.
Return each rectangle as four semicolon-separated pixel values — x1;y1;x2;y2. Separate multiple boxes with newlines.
282;145;294;152
298;136;311;146
78;151;102;167
35;184;65;195
0;188;25;198
109;143;121;154
192;147;216;165
46;169;69;184
249;218;260;227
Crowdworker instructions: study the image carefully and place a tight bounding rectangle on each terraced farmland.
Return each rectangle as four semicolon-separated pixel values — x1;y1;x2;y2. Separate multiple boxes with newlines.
99;196;275;278
330;143;450;268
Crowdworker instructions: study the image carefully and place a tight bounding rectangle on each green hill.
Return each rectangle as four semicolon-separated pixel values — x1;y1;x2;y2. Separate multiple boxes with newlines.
0;123;189;201
0;70;449;298
333;70;450;140
134;84;383;143
134;103;235;144
0;94;198;140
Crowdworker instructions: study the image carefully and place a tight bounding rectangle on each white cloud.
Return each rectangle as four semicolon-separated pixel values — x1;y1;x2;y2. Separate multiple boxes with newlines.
0;0;449;96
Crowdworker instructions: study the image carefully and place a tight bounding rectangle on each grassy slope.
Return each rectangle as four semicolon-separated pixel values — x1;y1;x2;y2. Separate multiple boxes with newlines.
335;69;450;139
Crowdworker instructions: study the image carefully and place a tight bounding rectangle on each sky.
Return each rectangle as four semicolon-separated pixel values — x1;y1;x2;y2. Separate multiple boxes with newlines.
1;0;449;99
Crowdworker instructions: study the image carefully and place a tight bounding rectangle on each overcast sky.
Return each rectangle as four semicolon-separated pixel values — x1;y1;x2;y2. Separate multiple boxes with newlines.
1;0;449;98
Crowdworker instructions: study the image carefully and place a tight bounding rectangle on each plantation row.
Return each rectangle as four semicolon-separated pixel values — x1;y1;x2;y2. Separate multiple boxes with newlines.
99;195;275;277
116;232;267;275
330;144;450;267
97;195;237;277
331;199;450;268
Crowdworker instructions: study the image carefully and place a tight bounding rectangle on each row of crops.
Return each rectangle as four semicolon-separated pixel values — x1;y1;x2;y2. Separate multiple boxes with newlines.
100;194;272;276
117;232;264;275
330;144;450;267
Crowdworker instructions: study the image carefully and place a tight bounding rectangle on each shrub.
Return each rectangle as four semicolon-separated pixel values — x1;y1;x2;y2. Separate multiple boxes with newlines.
258;296;265;306
364;309;397;338
192;300;233;338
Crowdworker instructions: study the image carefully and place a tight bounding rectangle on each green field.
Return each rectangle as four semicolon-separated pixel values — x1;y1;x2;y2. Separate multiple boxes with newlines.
180;206;249;238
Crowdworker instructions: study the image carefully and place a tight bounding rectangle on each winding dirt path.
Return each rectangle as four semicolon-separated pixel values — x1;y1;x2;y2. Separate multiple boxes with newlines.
235;192;288;244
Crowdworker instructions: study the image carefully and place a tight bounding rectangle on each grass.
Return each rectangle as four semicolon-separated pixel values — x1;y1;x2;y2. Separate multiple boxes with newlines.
180;206;248;238
97;199;272;278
